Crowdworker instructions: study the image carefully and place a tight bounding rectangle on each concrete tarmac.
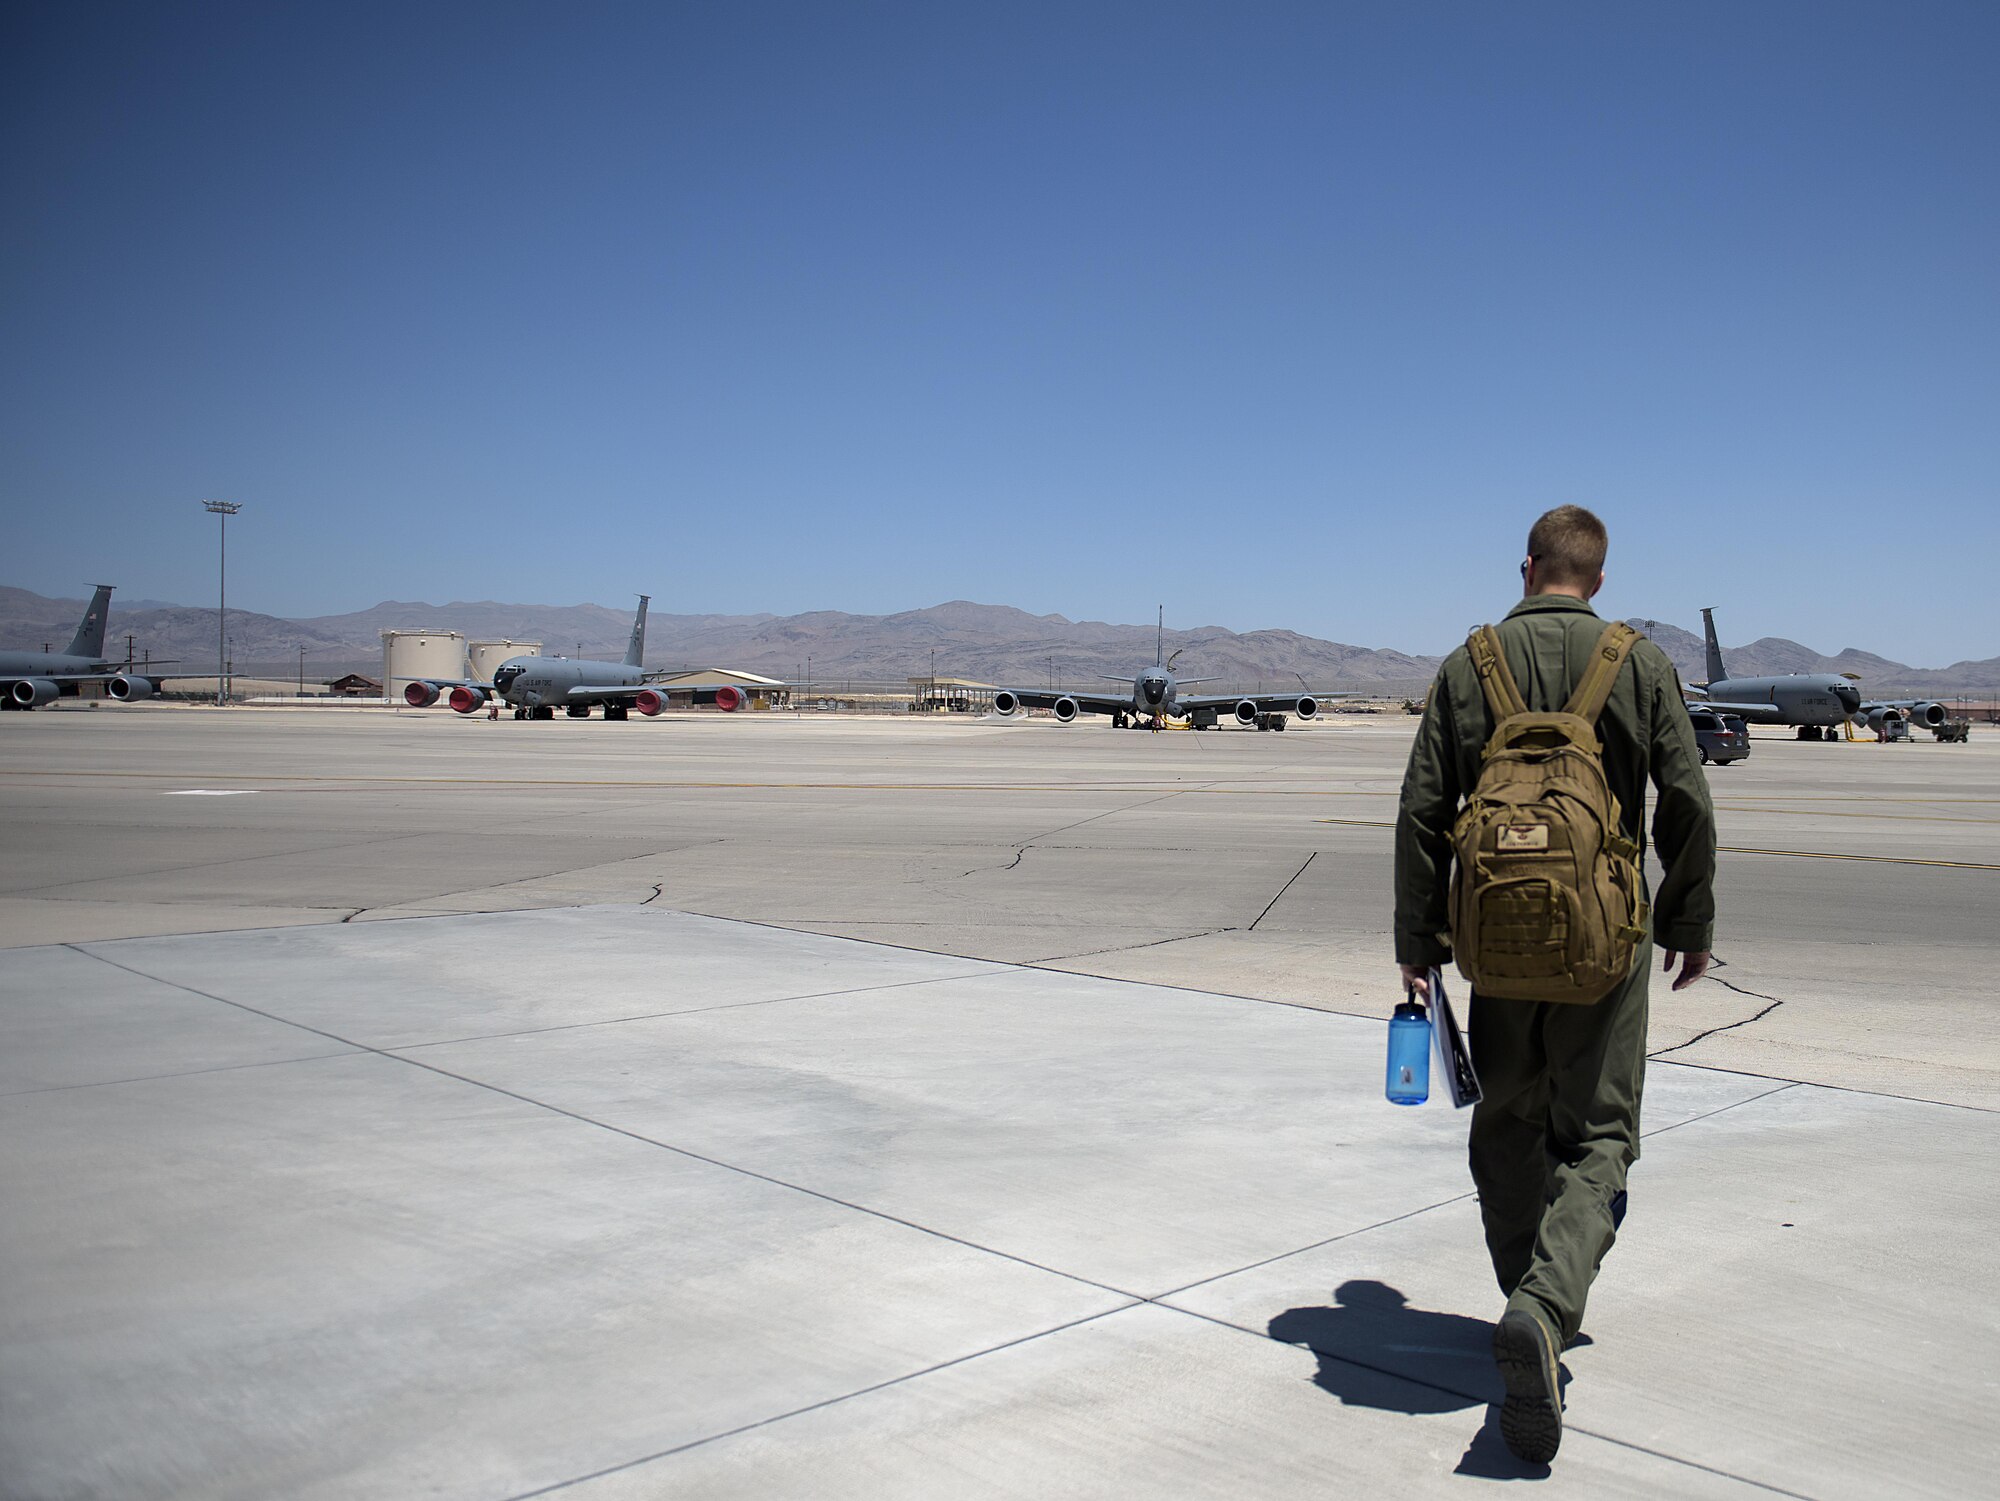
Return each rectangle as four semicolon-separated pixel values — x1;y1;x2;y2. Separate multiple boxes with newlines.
2;705;1996;1497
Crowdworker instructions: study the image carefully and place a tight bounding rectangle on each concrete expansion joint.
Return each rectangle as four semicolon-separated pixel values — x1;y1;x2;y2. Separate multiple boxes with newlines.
496;1302;1148;1500
1249;850;1317;931
1029;925;1240;964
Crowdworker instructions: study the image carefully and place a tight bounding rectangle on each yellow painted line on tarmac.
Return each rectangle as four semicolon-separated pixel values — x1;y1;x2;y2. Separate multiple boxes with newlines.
1313;817;2000;871
1709;806;2000;825
1711;795;2000;804
1;772;1179;792
1713;846;2000;871
0;769;1390;796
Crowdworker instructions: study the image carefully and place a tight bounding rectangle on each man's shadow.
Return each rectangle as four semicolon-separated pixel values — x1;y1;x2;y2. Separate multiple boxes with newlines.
1268;1280;1578;1480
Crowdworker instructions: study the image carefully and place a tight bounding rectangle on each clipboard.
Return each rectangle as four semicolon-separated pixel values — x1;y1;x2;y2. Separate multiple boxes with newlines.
1427;967;1482;1108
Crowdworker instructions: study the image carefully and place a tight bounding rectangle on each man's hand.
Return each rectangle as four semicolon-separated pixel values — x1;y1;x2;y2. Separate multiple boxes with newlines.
1661;949;1711;991
1398;963;1430;1002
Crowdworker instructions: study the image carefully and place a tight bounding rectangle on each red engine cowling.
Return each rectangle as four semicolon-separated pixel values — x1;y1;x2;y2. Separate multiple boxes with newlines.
714;684;749;712
403;681;441;708
448;686;488;714
634;688;669;716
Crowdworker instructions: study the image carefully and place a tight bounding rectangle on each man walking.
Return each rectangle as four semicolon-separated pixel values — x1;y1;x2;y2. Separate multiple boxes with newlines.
1393;505;1716;1465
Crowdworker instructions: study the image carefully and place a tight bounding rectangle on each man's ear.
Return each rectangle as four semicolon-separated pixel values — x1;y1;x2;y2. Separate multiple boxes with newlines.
1587;570;1605;599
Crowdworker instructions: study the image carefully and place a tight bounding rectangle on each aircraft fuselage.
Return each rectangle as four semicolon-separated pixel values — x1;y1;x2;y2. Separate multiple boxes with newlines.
492;656;647;709
1132;668;1177;718
0;649;109;679
1702;675;1861;728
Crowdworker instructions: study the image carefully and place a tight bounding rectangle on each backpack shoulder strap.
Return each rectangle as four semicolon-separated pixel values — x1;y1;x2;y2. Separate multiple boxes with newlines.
1466;625;1528;721
1563;621;1642;725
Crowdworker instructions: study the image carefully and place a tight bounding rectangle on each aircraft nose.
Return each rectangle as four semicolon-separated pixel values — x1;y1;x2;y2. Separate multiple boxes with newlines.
1142;678;1164;703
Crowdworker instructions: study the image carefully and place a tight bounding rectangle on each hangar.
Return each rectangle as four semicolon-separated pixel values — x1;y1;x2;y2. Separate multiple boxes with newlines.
647;668;789;710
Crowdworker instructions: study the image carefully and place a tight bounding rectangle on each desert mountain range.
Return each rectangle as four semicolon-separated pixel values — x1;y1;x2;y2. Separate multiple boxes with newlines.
4;586;1996;698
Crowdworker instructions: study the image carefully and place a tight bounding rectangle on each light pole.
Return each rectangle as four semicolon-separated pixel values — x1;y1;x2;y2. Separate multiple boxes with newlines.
202;500;241;706
297;645;307;697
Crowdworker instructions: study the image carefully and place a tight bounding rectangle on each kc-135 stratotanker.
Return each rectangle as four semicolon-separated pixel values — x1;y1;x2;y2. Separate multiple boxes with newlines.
0;586;175;708
402;596;760;720
1689;608;1956;741
992;609;1338;730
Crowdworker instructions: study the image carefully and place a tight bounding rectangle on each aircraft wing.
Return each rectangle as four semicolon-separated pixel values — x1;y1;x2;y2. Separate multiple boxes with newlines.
1176;690;1346;712
1686;699;1791;724
562;683;653;705
1001;689;1132;716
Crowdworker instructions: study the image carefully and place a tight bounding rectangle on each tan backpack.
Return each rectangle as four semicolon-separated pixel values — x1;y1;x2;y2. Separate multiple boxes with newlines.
1449;621;1649;1004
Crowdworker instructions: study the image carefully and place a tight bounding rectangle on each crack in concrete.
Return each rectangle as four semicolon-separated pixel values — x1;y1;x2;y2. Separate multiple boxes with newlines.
1706;973;1780;1004
1649;991;1786;1059
954;845;1031;880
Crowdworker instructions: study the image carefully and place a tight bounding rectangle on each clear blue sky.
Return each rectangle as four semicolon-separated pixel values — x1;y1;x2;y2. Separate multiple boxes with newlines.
3;1;1994;662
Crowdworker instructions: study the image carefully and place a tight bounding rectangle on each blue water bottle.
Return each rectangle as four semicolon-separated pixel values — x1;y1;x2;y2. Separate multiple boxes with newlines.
1386;1000;1431;1105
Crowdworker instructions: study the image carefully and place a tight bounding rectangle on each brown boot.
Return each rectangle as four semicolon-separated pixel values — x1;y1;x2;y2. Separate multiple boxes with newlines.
1492;1308;1563;1464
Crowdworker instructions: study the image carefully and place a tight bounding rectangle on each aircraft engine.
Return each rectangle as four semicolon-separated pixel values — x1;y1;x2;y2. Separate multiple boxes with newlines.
634;688;670;716
1907;701;1948;730
1051;695;1080;723
992;690;1019;716
1234;699;1260;725
1293;695;1319;720
108;674;158;702
713;684;750;712
1865;706;1905;734
9;678;59;708
447;686;488;714
403;681;441;708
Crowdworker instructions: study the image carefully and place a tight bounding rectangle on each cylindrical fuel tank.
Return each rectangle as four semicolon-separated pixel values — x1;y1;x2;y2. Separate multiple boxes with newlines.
469;640;542;682
382;630;468;704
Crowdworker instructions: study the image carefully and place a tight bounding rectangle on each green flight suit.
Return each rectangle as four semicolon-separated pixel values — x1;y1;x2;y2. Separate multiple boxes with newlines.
1394;595;1716;1343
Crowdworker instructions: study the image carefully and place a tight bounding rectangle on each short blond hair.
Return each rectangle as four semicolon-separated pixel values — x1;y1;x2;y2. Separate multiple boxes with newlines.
1527;505;1608;588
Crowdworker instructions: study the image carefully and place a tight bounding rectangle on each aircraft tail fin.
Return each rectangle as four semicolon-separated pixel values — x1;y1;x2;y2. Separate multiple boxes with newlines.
1156;605;1164;667
67;585;113;659
624;595;650;668
1700;607;1727;686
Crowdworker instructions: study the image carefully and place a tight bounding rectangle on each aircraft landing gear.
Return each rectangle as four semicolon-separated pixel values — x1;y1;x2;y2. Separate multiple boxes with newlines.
566;705;591;719
604;703;628;722
1112;711;1128;729
512;707;530;721
533;705;555;721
